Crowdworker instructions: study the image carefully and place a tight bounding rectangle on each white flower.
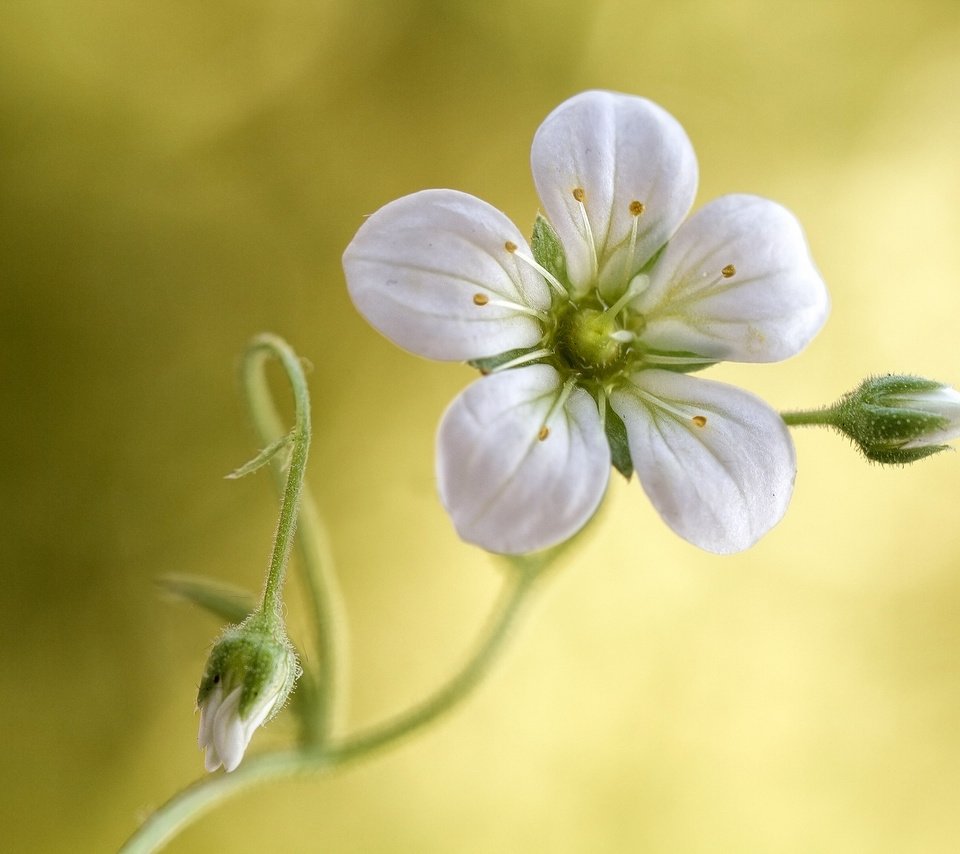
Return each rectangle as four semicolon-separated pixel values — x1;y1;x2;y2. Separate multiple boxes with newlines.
196;620;299;772
343;90;829;555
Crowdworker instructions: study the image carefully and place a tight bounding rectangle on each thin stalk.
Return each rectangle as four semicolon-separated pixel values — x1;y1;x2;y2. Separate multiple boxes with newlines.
781;407;837;428
242;334;311;619
241;335;347;743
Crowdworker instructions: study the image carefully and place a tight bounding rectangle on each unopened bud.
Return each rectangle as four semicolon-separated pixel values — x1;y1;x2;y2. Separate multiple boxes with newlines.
196;616;300;772
832;375;960;464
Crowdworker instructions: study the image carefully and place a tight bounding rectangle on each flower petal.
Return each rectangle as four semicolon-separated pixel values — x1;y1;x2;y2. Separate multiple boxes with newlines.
197;682;222;750
212;686;249;773
531;90;698;299
344;189;551;361
635;194;829;362
610;370;796;554
436;364;609;554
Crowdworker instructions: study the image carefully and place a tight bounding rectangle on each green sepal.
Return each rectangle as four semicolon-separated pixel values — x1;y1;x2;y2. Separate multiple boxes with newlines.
862;444;948;465
604;406;634;479
469;347;546;374
530;214;568;287
156;574;256;624
849;404;948;446
196;614;299;719
226;432;293;479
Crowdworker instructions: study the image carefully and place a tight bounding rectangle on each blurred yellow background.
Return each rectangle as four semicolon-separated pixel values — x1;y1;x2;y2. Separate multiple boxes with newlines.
3;1;960;851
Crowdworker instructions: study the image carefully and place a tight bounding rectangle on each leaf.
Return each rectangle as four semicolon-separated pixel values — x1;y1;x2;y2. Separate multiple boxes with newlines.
225;432;293;479
156;574;256;624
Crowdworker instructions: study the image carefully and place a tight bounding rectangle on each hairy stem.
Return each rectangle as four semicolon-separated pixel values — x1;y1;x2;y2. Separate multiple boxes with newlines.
241;334;348;744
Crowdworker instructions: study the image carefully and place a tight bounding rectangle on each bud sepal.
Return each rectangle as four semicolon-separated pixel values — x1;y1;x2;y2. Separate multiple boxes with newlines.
828;375;960;464
196;615;300;773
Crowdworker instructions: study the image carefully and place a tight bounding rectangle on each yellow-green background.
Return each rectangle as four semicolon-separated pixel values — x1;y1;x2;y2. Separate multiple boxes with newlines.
3;1;960;851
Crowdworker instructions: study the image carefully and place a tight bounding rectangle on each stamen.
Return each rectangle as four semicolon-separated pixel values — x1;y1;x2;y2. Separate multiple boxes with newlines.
538;377;578;443
508;244;569;299
692;415;708;427
603;274;650;319
721;264;736;279
484;297;550;322
473;293;489;306
643;353;717;367
488;348;554;374
632;386;696;424
620;201;644;285
572;187;598;279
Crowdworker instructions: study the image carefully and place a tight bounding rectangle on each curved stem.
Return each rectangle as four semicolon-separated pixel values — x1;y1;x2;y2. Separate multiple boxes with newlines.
242;334;311;619
241;335;347;743
120;565;539;853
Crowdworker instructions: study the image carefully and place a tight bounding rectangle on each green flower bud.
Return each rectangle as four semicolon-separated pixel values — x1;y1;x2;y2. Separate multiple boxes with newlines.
196;616;300;772
831;375;960;464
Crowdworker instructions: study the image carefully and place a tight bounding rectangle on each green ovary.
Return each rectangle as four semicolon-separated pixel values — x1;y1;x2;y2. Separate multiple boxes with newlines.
557;306;624;375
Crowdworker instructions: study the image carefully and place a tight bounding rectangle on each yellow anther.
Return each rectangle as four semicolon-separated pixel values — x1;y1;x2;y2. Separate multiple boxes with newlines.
538;426;550;441
692;415;708;427
629;200;645;216
572;187;585;203
504;240;518;253
473;293;489;306
721;264;736;279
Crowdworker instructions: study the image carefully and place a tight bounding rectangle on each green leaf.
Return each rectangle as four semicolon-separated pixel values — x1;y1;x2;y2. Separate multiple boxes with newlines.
604;406;634;479
530;214;568;287
156;574;256;624
225;432;293;480
469;347;544;374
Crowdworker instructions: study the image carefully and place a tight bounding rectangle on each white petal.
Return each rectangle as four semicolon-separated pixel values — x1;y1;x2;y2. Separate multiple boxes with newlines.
883;386;960;448
436;364;610;554
635;195;829;363
197;682;222;750
203;746;223;773
344;189;551;361
531;90;698;299
212;686;249;773
610;370;796;554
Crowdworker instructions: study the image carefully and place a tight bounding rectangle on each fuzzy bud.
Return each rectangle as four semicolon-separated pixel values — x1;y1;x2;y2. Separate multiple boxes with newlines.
196;616;300;772
831;375;960;464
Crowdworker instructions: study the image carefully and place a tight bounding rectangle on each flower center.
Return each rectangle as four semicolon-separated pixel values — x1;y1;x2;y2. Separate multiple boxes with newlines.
555;303;630;376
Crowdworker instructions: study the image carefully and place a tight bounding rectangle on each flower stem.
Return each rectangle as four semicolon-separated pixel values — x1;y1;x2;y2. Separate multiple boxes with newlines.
240;334;347;744
243;334;311;620
780;407;837;428
119;564;540;854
